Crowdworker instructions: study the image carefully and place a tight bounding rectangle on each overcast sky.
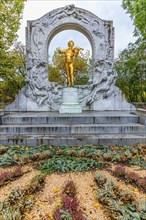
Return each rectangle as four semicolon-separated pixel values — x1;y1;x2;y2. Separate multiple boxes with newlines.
17;0;136;59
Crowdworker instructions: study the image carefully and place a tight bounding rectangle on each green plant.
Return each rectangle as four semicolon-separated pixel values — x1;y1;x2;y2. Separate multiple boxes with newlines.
94;173;107;187
60;209;72;220
39;156;103;175
119;190;134;204
136;200;146;212
1;207;21;220
129;156;146;169
95;173;146;219
0;154;19;167
0;174;46;219
1;144;145;170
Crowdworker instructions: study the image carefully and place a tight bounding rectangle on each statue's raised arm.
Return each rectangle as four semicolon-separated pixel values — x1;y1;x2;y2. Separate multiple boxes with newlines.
57;49;66;54
73;47;84;57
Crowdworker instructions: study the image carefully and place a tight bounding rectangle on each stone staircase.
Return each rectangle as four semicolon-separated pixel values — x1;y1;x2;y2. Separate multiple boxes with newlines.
0;111;146;146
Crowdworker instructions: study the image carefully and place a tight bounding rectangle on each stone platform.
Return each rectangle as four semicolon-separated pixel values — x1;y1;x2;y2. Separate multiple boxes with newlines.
0;111;146;146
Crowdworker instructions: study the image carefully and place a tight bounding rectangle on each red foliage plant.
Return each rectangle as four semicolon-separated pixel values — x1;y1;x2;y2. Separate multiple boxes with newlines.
0;172;12;186
53;208;62;220
137;176;146;191
0;167;23;187
62;195;79;210
63;180;76;197
70;210;86;220
13;167;23;177
114;167;146;191
114;166;126;177
53;181;86;220
126;172;139;183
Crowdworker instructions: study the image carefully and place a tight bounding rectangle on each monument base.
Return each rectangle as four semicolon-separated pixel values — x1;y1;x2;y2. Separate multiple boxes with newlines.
59;87;82;114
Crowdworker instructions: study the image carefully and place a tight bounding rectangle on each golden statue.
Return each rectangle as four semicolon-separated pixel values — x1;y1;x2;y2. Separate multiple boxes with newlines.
58;40;83;87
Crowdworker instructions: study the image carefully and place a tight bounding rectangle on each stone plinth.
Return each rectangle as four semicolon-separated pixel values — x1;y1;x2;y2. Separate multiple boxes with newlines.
59;87;82;113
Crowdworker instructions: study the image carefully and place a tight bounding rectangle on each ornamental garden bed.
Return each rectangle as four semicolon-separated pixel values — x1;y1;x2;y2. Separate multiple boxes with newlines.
0;144;145;220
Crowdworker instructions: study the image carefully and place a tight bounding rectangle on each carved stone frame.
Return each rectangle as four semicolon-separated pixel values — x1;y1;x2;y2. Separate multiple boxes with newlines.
26;4;114;82
5;5;134;111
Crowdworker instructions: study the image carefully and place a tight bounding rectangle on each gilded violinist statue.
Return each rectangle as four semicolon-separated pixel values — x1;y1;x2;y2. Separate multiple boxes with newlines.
58;40;83;87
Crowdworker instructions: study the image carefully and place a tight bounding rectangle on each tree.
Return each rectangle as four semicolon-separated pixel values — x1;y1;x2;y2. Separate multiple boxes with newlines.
115;1;146;104
122;0;146;38
0;0;26;51
48;49;92;86
0;42;26;104
115;39;146;102
0;0;26;105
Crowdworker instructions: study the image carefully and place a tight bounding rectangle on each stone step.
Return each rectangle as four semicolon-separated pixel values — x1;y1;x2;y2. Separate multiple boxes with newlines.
1;111;145;146
0;134;146;146
1;112;139;125
0;124;145;135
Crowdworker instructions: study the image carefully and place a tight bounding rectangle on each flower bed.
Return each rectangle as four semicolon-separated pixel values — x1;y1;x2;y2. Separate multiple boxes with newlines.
53;181;86;220
0;144;145;219
0;166;27;187
0;144;145;169
0;173;46;220
112;166;146;192
95;173;146;219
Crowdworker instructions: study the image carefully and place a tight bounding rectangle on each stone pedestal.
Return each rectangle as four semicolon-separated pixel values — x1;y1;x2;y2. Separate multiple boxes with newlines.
59;87;82;113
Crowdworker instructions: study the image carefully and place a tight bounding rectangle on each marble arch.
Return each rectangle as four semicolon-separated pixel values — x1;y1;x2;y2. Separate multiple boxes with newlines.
26;4;114;80
47;24;94;80
5;4;133;111
47;24;94;59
